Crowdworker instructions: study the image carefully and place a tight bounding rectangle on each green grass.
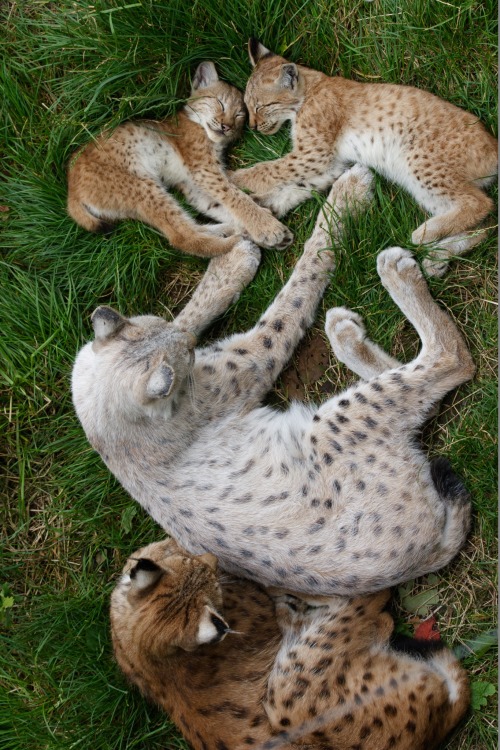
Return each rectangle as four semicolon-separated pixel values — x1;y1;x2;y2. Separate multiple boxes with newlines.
0;1;497;748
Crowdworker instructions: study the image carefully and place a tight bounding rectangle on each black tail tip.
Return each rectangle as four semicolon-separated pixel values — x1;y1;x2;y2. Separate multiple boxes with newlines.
93;220;116;235
430;456;471;506
390;633;446;659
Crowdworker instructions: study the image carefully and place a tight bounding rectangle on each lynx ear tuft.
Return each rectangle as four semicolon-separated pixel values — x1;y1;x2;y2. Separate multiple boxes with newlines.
248;38;273;66
279;63;299;90
146;363;174;399
130;558;163;591
91;306;127;342
192;61;219;91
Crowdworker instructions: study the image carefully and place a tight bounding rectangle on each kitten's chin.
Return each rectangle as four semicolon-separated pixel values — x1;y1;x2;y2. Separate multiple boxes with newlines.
204;125;234;144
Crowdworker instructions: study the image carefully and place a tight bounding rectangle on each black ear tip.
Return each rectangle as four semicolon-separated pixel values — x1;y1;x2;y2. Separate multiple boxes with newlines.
130;558;161;578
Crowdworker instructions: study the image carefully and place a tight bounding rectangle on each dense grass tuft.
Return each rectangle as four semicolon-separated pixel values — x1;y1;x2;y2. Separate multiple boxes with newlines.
1;1;497;749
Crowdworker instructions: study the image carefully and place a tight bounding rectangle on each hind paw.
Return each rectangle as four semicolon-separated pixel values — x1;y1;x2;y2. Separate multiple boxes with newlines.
377;247;424;290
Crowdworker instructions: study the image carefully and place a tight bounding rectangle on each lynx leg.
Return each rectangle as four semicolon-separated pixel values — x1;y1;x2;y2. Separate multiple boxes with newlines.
376;247;475;395
200;165;374;406
325;307;401;380
421;224;493;277
174;240;261;337
412;185;494;274
69;167;240;258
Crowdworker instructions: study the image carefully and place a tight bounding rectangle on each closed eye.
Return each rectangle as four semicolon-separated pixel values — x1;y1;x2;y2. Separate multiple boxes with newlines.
256;102;281;112
216;98;225;112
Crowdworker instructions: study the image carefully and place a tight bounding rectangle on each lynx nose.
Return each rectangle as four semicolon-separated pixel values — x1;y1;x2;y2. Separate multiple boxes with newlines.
220;123;231;134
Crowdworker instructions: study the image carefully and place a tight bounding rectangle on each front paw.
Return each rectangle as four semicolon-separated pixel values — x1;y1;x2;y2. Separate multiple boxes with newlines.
203;222;238;238
249;212;293;250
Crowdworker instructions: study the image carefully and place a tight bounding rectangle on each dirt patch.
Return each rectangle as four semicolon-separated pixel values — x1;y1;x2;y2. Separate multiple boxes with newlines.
278;329;336;402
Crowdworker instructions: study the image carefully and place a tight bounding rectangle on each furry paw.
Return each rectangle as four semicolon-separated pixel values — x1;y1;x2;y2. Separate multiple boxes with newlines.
421;254;449;278
249;212;293;249
325;307;366;350
204;222;237;238
377;247;423;288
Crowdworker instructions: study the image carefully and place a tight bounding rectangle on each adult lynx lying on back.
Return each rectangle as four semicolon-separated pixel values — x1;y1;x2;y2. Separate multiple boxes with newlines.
72;165;474;597
232;39;497;276
110;537;470;750
67;61;292;257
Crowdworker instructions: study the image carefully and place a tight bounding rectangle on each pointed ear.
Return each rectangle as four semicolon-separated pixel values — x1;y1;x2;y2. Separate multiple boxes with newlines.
248;38;273;66
91;306;127;342
192;61;219;91
278;63;299;90
146;363;174;399
196;606;229;645
130;558;163;590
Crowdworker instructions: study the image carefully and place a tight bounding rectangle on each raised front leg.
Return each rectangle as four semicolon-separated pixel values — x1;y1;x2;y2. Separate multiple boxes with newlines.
197;165;374;407
231;136;335;195
174;240;261;337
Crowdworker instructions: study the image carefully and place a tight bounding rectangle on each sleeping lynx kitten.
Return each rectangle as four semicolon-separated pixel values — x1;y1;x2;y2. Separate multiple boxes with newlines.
72;165;474;597
67;61;292;257
232;39;497;276
110;537;470;750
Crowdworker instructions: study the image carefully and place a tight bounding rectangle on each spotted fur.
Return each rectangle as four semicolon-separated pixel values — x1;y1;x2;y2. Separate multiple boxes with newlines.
67;61;292;257
72;165;474;597
110;538;470;750
231;39;498;276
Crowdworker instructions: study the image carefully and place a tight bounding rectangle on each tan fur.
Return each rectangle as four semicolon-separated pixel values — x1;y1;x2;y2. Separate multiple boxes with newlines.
232;40;497;275
67;61;292;257
111;539;470;750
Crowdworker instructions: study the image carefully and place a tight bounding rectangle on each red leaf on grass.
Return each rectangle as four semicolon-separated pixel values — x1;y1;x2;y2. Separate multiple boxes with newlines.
414;615;441;641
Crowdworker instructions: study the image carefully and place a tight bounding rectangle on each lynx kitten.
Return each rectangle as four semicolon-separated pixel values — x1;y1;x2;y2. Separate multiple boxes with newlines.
72;165;474;597
110;537;470;750
67;61;292;257
232;39;497;275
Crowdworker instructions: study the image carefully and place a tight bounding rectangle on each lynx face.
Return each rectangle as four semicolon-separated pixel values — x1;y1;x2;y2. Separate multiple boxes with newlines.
111;538;228;654
76;307;197;419
188;61;247;144
244;40;304;134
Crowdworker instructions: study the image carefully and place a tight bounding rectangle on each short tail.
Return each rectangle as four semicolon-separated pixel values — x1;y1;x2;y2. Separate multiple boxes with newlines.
428;456;471;568
67;192;116;234
430;456;471;506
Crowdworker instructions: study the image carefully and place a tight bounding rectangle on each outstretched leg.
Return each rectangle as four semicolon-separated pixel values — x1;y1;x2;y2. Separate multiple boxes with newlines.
174;240;261;337
412;184;494;276
421;224;493;277
196;165;374;406
377;247;475;395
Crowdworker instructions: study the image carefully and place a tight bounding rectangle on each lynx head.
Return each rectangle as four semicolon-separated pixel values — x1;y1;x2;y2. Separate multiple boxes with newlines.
110;539;228;660
186;61;246;144
244;39;304;134
72;306;197;426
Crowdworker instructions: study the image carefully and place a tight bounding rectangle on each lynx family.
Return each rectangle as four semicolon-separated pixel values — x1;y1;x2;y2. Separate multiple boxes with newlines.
72;165;474;597
110;537;470;750
67;61;292;257
231;39;498;276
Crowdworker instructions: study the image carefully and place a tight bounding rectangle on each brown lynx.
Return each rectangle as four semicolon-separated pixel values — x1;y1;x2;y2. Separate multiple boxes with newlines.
72;166;474;598
232;39;497;276
67;61;292;257
110;537;470;750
